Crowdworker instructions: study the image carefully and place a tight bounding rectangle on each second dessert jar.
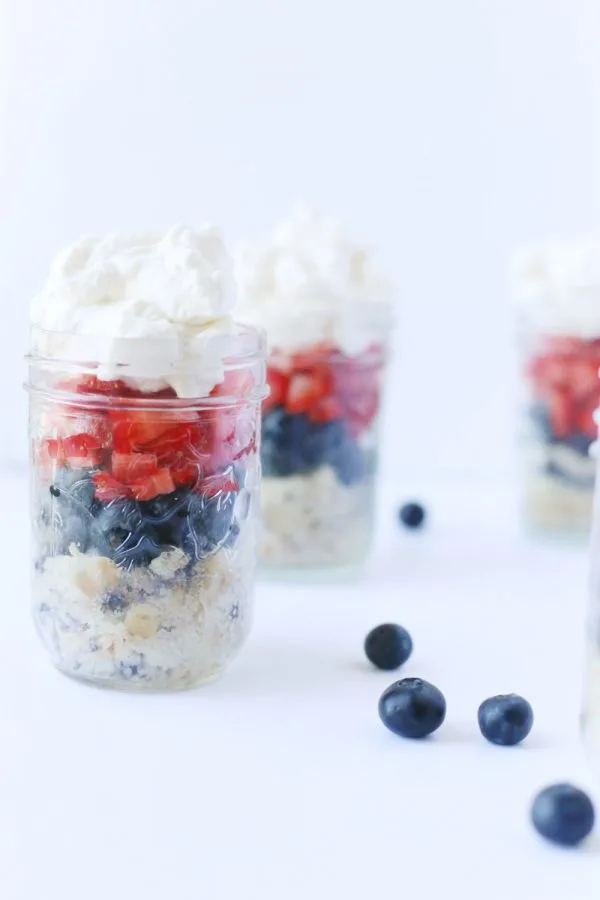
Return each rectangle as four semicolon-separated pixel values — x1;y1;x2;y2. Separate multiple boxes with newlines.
512;238;600;537
236;207;394;576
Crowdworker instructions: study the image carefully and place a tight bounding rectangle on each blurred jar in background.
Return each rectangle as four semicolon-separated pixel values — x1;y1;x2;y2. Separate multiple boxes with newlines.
513;239;600;536
236;207;393;577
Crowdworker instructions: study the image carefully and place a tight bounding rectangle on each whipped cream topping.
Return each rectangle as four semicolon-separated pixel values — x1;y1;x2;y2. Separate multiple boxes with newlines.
512;237;600;337
30;225;238;396
236;206;393;353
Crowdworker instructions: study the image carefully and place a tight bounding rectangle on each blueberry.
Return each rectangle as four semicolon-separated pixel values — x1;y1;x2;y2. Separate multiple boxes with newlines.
531;784;595;847
103;591;128;613
530;402;554;443
261;407;311;477
379;677;446;739
50;505;91;554
92;499;160;568
330;431;366;486
399;502;426;529
140;490;189;546
303;419;344;469
181;489;236;560
478;694;533;746
57;468;98;512
365;624;413;671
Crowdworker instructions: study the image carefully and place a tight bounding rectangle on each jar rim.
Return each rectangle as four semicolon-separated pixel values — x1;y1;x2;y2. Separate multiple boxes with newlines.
25;322;268;408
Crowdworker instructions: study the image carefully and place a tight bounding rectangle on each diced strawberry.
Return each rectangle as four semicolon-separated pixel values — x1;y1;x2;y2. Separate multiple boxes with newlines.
44;438;66;464
129;468;175;501
547;388;573;439
92;472;132;502
144;421;212;466
286;372;327;415
291;342;335;371
111;452;159;483
569;360;600;401
263;367;289;412
61;433;103;468
310;395;343;423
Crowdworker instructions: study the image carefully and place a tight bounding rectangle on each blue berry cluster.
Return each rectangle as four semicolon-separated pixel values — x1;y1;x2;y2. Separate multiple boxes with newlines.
47;467;240;570
261;407;366;486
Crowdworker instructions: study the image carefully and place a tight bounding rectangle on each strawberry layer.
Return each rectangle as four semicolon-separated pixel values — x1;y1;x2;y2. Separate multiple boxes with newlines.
526;336;600;447
39;374;258;500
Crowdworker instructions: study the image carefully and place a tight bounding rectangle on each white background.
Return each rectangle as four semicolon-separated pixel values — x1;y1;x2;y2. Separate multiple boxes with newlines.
2;4;600;897
2;0;600;476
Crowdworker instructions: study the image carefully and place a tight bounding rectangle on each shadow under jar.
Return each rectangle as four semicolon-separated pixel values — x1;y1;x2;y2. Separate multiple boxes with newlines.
259;319;388;577
519;330;600;536
26;326;267;691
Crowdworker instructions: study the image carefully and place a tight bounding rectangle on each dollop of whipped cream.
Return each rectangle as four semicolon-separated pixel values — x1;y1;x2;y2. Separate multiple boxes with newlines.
512;236;600;337
236;206;393;353
30;224;237;397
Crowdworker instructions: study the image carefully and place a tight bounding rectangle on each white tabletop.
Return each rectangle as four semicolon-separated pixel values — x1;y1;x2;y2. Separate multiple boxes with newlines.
1;472;598;899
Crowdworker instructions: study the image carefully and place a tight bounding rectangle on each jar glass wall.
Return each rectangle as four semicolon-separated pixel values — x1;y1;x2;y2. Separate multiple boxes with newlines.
27;326;266;690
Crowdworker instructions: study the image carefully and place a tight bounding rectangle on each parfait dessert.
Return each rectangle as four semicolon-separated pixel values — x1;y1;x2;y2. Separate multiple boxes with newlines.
513;239;600;535
27;226;266;690
237;207;393;574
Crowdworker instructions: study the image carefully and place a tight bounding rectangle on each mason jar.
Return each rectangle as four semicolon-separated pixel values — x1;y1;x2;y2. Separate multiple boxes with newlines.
258;305;390;576
518;328;600;536
26;325;266;690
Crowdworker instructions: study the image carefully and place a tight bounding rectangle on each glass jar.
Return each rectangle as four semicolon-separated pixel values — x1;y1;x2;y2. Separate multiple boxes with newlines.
26;325;266;690
518;328;600;536
258;307;390;576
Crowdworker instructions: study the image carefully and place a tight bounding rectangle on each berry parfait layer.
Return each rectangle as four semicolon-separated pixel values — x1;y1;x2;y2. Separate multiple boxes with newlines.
513;238;600;536
26;227;266;690
260;339;386;571
236;207;393;575
521;335;600;534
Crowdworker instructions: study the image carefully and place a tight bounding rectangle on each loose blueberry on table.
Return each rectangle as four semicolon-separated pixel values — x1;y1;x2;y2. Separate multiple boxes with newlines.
477;694;534;746
531;784;595;847
398;502;426;530
364;623;413;671
379;677;446;739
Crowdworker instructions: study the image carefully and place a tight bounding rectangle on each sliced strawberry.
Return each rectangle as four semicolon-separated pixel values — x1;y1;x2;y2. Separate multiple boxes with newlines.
61;433;103;468
92;472;132;502
286;372;327;415
44;438;66;465
263;367;289;412
170;458;200;487
111;451;159;483
547;388;573;439
129;468;175;501
310;395;343;423
75;375;133;397
575;404;598;440
569;360;600;401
